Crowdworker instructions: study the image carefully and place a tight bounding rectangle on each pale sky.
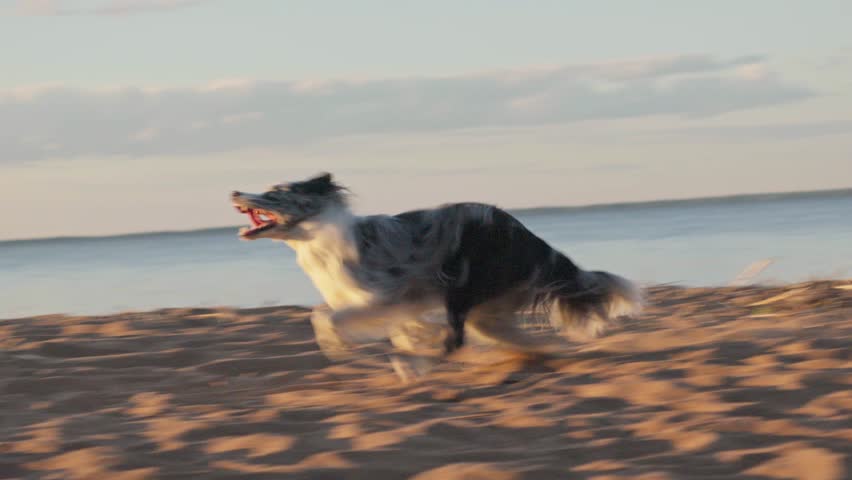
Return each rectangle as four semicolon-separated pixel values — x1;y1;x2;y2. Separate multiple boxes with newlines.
1;0;851;240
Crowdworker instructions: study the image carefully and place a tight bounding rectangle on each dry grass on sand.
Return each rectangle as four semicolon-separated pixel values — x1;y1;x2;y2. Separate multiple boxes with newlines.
1;281;851;479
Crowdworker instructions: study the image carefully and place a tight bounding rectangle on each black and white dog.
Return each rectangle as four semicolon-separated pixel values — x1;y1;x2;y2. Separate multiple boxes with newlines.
232;173;641;380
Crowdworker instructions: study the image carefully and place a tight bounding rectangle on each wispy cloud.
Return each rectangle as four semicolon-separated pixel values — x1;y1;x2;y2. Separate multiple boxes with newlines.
0;55;816;162
15;0;212;16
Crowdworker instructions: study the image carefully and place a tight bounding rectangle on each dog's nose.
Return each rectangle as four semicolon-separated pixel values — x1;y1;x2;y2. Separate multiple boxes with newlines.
231;190;242;198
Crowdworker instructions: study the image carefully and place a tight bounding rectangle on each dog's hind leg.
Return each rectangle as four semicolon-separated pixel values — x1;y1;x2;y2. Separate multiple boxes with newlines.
466;301;569;357
444;292;474;353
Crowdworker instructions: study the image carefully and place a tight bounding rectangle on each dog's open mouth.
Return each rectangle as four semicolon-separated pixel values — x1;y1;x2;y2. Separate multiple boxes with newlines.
235;206;279;237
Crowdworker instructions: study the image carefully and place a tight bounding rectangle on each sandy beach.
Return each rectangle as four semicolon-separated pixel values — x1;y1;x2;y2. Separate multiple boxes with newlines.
1;281;850;479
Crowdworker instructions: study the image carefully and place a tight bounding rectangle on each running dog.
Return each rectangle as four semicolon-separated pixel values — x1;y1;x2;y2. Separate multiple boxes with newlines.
231;173;642;380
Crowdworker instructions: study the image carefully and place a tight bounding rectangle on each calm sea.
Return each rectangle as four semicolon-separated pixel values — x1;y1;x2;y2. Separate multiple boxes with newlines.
2;190;851;318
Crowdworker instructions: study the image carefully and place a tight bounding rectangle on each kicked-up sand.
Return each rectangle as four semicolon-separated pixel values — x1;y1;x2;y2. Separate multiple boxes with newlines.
1;281;850;479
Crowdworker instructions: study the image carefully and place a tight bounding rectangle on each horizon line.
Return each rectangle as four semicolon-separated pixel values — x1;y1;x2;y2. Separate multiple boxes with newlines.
3;186;851;244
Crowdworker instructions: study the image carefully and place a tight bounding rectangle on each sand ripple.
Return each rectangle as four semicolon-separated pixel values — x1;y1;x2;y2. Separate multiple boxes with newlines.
1;283;850;479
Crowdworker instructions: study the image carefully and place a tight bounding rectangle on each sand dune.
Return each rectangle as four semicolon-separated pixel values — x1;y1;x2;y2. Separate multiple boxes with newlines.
1;281;850;479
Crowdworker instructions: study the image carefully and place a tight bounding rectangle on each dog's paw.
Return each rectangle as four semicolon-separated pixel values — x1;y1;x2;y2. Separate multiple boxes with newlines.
314;334;356;361
389;354;439;384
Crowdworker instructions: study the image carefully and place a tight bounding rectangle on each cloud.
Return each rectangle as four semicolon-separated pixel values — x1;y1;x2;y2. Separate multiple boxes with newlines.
0;55;817;162
15;0;211;16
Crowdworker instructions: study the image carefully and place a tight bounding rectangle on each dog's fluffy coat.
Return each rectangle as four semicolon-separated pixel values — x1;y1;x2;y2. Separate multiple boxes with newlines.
232;173;642;379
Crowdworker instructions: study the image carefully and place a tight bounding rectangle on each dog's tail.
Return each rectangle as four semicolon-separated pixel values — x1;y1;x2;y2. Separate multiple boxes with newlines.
536;252;643;339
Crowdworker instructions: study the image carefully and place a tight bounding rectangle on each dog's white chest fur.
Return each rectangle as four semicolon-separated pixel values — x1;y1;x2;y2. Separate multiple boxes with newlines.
290;213;375;310
296;246;374;310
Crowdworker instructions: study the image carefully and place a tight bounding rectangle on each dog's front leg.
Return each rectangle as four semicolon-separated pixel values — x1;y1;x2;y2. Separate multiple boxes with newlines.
310;305;352;361
387;318;449;383
310;303;449;382
310;303;414;360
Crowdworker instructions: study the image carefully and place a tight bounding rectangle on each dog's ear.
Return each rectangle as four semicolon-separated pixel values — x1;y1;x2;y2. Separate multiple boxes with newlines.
291;172;341;195
309;172;333;186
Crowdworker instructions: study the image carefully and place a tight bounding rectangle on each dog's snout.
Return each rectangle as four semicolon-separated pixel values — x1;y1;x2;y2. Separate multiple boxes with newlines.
231;190;242;198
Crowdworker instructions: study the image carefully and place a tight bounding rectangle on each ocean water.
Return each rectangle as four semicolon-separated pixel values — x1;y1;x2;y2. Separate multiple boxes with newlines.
2;190;851;319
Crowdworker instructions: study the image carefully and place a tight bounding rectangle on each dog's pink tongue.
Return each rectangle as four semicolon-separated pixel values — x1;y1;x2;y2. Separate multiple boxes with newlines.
248;210;262;227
